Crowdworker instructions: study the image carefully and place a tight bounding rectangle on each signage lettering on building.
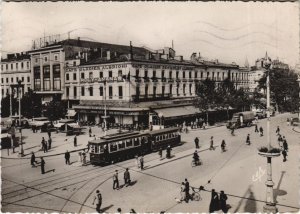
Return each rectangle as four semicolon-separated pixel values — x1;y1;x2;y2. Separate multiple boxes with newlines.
66;63;128;72
132;63;193;71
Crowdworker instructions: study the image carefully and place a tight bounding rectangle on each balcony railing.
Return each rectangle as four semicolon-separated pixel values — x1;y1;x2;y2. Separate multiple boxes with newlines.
132;93;171;102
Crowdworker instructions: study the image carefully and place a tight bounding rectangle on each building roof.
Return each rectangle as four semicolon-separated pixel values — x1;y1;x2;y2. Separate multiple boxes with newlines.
1;52;30;62
58;39;150;56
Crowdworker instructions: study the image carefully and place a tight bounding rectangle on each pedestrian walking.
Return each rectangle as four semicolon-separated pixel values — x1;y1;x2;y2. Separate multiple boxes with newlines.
180;182;186;202
47;129;51;138
275;126;280;135
140;156;144;170
65;150;70;165
221;140;226;152
282;149;287;162
40;157;45;174
184;178;190;203
282;136;288;151
287;118;290;126
158;147;163;160
209;189;219;213
209;136;215;150
277;134;283;147
124;168;131;186
117;208;122;214
92;190;102;213
113;170;119;190
246;134;251;145
259;127;264;136
41;137;47;153
30;152;38;167
48;137;52;150
194;137;200;149
135;155;140;168
74;135;77;147
89;127;92;137
254;124;259;133
166;145;172;158
130;209;136;213
82;152;87;166
220;190;228;213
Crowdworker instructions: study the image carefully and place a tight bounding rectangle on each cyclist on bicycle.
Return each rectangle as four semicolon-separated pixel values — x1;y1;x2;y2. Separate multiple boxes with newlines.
193;150;200;165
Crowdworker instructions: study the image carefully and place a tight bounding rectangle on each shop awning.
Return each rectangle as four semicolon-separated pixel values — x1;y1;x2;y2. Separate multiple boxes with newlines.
154;106;201;119
66;109;77;117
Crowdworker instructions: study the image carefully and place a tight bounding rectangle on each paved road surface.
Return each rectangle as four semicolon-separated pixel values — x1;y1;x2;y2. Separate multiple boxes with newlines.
1;113;299;213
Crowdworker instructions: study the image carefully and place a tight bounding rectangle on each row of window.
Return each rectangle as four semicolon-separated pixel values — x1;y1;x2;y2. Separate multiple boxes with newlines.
1;61;30;71
66;83;194;99
34;55;59;63
66;85;124;98
90;137;147;154
1;76;30;84
1;87;31;96
66;69;248;82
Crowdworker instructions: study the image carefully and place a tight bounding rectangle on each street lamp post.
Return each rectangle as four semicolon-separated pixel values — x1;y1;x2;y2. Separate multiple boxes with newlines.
260;58;278;213
17;80;24;156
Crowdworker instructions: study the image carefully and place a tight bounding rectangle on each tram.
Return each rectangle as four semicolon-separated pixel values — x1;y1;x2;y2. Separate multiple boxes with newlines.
88;127;181;165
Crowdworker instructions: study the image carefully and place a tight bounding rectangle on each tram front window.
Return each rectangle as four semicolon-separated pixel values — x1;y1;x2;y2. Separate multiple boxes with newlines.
99;145;104;153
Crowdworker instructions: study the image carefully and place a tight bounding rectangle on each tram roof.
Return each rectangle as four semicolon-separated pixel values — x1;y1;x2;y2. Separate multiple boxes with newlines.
147;127;180;135
89;132;149;145
100;131;140;140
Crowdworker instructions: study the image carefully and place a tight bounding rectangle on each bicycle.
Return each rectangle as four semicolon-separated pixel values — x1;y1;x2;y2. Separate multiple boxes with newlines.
190;187;202;201
191;158;202;167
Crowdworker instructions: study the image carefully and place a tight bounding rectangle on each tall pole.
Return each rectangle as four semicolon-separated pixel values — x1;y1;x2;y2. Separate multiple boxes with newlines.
18;80;24;156
104;80;107;136
10;86;12;116
263;61;277;213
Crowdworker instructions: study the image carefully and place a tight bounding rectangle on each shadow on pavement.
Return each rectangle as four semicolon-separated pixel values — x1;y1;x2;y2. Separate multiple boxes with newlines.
100;204;114;212
45;169;55;174
233;185;257;213
243;186;257;213
274;171;287;203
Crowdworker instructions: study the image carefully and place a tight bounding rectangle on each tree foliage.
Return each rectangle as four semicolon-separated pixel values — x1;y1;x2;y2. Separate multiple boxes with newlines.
21;89;42;118
257;68;299;112
1;94;18;117
195;78;251;111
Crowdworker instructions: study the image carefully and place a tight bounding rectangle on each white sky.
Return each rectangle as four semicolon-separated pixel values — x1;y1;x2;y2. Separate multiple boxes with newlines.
2;2;299;67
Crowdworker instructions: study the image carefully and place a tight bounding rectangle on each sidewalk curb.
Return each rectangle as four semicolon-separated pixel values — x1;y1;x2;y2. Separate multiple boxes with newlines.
1;147;88;160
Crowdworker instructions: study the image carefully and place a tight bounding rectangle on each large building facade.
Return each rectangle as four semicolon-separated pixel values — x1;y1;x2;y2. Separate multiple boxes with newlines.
1;37;250;126
1;53;31;98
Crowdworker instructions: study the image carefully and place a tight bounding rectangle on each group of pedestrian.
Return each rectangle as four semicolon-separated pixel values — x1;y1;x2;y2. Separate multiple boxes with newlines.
180;178;191;203
254;124;264;136
31;152;46;174
275;126;289;162
41;136;52;153
112;169;131;190
157;145;172;160
209;189;228;213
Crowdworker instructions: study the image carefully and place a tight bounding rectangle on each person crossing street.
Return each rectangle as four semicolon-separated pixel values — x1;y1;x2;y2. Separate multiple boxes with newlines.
194;137;200;149
65;150;70;165
113;170;119;190
246;134;251;145
209;136;215;150
92;190;102;213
